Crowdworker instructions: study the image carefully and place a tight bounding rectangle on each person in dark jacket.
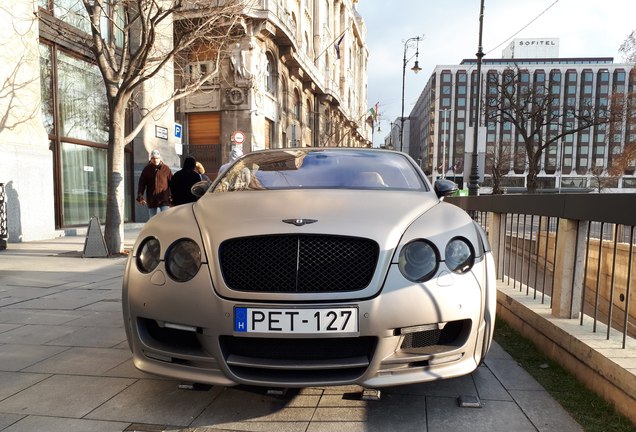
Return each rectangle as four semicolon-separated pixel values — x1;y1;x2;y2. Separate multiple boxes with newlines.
137;149;173;217
170;156;202;206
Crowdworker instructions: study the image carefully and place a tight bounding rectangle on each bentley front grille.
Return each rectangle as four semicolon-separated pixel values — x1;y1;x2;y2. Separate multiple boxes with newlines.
219;235;379;293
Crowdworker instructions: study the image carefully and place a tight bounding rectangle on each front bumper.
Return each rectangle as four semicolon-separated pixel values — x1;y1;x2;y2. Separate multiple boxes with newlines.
123;253;495;388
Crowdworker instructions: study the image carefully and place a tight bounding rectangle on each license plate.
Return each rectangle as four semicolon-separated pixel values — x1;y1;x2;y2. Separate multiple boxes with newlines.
234;307;358;334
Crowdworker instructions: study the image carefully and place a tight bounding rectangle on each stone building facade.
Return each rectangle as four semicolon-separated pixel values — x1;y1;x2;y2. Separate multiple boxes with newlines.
180;0;370;178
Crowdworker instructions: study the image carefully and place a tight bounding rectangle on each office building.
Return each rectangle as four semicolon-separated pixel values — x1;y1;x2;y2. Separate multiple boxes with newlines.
408;55;635;192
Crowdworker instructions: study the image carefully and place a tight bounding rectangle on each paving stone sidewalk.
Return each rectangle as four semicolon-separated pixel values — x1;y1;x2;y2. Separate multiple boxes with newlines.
0;226;583;432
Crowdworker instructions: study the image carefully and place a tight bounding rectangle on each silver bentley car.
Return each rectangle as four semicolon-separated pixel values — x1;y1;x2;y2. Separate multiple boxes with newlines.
122;147;496;388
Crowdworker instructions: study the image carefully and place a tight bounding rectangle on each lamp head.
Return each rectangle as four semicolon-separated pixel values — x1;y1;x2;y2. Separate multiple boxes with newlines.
411;61;422;74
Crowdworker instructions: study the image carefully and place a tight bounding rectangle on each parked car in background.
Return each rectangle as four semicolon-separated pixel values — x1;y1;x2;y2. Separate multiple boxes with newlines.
122;147;496;388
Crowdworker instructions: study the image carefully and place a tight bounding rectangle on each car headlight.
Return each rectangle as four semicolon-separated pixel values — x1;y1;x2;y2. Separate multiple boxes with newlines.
165;239;201;282
398;240;439;282
136;237;161;273
445;237;475;274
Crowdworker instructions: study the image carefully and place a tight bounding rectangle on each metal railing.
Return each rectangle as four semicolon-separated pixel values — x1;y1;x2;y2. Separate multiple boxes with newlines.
449;194;636;348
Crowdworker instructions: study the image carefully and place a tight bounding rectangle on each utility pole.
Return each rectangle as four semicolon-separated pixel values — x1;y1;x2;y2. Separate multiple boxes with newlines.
468;0;485;196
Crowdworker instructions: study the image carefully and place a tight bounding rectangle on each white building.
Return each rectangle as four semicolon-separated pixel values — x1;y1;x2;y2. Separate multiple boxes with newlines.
410;57;635;192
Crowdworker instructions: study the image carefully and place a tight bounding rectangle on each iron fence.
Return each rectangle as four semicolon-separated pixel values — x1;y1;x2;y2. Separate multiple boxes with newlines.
449;194;636;348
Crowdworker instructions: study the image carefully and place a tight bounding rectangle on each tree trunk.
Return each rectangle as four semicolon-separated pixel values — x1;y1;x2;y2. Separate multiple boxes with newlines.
526;154;542;193
526;169;539;194
525;149;543;194
104;105;127;255
492;168;502;194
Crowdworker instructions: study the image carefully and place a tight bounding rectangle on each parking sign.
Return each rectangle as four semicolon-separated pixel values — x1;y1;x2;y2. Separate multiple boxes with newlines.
174;123;182;144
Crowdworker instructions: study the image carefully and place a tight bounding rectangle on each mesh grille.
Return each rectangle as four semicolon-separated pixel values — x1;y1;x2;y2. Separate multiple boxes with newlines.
400;320;469;350
220;336;376;384
221;336;376;361
220;235;379;292
401;329;442;349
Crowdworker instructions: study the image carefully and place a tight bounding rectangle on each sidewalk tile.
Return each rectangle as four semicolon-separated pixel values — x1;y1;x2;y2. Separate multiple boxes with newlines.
87;379;222;426
1;415;130;432
23;347;131;375
0;375;133;417
0;344;68;371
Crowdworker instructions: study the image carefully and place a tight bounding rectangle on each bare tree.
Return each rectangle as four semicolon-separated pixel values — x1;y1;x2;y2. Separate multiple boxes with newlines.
610;142;636;175
619;30;636;62
483;67;622;193
590;142;636;192
589;167;616;193
0;56;41;132
484;140;513;195
592;87;636;192
1;5;41;132
50;0;248;254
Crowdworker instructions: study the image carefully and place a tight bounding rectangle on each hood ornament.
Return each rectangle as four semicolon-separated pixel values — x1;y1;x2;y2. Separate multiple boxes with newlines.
282;218;318;227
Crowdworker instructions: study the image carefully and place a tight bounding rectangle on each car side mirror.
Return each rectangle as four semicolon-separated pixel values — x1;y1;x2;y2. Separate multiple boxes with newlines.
434;179;458;199
191;180;212;198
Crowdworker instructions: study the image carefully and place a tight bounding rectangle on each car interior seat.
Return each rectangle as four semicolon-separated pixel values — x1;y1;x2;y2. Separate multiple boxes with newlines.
351;171;388;187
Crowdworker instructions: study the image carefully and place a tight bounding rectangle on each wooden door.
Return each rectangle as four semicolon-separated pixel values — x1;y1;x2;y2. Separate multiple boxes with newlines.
188;112;222;178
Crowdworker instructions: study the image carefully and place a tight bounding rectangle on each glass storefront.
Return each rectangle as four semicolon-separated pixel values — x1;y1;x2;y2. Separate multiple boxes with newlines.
61;143;108;225
39;43;132;227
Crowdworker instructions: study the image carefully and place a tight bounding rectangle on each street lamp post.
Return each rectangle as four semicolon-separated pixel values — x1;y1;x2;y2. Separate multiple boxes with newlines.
400;36;422;153
468;0;485;196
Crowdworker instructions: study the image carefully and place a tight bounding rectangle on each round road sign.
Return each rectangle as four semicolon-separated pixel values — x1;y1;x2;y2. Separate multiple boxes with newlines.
232;131;245;144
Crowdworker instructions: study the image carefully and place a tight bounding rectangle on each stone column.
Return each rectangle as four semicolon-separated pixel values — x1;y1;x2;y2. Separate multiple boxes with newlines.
552;218;588;318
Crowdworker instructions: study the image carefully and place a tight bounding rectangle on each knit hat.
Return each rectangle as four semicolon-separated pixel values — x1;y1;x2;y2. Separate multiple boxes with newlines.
150;149;161;158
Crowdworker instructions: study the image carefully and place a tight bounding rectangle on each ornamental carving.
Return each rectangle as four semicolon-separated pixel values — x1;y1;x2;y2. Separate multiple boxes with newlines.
226;87;245;105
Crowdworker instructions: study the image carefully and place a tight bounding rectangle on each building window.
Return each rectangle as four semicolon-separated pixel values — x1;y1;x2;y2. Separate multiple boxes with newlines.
305;99;312;128
57;51;109;143
304;32;311;57
281;78;288;113
291;124;298;147
39;44;54;134
188;61;216;87
49;0;124;47
54;0;91;33
293;91;301;120
265;53;277;94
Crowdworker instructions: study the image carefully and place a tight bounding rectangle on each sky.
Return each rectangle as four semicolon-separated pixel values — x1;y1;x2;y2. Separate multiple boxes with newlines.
356;0;635;147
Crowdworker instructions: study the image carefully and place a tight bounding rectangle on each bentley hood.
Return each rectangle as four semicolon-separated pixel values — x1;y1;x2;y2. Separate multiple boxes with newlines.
191;188;442;300
193;188;440;250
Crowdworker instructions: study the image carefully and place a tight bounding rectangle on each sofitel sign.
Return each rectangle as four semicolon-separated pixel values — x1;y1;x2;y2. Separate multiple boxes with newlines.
518;40;557;46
